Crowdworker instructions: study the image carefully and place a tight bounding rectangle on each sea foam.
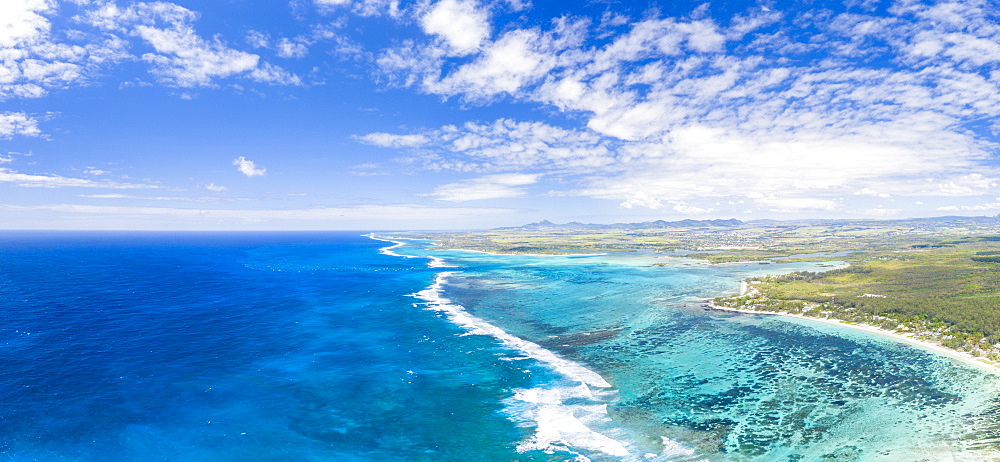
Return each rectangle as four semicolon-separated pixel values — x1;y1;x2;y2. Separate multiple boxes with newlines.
374;235;698;461
368;234;455;268
411;272;630;460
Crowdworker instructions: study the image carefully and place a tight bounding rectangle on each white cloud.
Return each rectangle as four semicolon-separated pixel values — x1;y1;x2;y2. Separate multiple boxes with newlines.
420;0;490;55
315;0;352;8
672;203;714;215
348;163;389;176
861;206;901;216
233;156;266;177
755;196;841;213
135;24;258;87
367;1;1000;215
247;26;349;61
245;30;269;48
77;1;301;88
276;38;309;58
0;112;41;138
0;203;518;229
80;193;210;201
356;132;430;148
937;202;1000;212
0;0;53;48
80;193;130;199
427;29;554;100
204;182;227;191
0;167;156;189
314;0;401;17
927;173;998;196
360;118;615;172
0;0;129;100
248;62;303;85
854;188;892;198
619;191;662;209
428;173;539;201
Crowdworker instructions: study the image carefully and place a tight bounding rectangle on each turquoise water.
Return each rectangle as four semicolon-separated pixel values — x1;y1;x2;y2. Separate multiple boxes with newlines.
2;232;998;461
393;239;1000;461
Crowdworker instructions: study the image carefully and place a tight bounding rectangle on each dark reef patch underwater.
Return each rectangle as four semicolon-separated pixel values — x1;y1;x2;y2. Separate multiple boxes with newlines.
0;231;998;461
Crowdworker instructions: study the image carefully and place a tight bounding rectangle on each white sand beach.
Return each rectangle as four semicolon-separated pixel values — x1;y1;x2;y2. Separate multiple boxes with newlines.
707;304;1000;375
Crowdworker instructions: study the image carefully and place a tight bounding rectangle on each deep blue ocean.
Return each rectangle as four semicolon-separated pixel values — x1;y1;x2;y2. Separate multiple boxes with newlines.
2;232;999;461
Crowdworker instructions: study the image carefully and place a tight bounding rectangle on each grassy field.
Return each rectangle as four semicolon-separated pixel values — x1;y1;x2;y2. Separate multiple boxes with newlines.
413;216;1000;360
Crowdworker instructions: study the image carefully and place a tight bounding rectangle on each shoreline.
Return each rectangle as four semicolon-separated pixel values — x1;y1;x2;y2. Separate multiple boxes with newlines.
370;235;655;458
705;304;1000;375
433;246;610;258
382;235;1000;376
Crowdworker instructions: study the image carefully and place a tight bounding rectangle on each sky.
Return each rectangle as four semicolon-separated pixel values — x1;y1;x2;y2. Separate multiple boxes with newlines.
1;0;999;230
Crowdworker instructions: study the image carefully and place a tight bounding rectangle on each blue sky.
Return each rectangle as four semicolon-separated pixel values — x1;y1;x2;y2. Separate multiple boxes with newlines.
1;0;999;229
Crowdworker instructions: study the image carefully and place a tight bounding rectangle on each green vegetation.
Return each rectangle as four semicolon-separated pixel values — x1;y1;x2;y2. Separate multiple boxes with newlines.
413;216;1000;363
714;236;1000;361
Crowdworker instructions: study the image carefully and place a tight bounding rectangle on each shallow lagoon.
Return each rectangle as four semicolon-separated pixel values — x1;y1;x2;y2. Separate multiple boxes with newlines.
403;241;1000;461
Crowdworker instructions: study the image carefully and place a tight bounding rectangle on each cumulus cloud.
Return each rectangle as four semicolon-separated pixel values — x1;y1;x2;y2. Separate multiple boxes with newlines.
420;0;490;55
315;0;351;8
366;0;1000;215
428;173;540;201
0;112;41;138
0;0;52;48
0;0;129;100
862;206;901;216
314;0;402;17
0;0;307;97
360;118;615;172
854;188;892;198
356;132;430;148
937;202;1000;212
927;173;998;196
426;29;555;100
276;38;309;58
246;24;352;62
76;1;301;88
136;23;259;86
620;191;663;210
673;203;714;215
233;156;266;177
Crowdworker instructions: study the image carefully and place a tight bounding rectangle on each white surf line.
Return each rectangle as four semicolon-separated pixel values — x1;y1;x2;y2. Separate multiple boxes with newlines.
373;234;698;461
411;273;631;460
367;233;454;268
413;273;613;389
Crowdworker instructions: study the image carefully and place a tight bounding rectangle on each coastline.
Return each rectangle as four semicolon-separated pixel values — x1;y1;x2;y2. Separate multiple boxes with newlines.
386;234;1000;376
369;235;662;459
433;246;610;257
706;303;1000;376
375;236;1000;457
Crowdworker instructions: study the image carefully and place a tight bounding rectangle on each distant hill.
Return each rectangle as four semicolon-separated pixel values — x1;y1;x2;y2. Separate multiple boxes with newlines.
496;215;1000;232
495;218;744;231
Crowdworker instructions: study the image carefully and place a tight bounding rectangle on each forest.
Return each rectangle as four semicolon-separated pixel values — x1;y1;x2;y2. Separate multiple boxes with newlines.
713;236;1000;360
